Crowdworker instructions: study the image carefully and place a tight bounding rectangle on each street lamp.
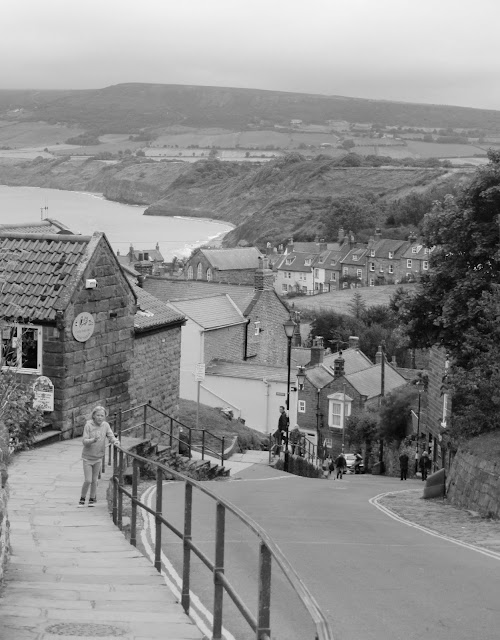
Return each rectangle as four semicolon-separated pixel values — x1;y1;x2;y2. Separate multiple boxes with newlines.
283;318;296;472
414;379;425;474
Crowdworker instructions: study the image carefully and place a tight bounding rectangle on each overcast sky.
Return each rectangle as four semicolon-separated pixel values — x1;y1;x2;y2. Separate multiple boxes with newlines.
3;0;499;110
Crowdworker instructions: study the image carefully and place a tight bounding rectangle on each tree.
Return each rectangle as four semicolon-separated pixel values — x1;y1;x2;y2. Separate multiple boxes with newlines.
378;386;417;444
347;291;366;319
322;195;380;238
341;139;355;150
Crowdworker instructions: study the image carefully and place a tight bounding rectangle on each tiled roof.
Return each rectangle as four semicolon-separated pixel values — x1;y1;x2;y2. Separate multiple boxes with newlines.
0;231;95;322
132;248;164;262
142;277;254;303
275;252;316;272
401;244;433;259
323;349;373;375
291;348;313;367
346;364;406;399
206;359;290;383
0;218;74;234
168;295;246;330
370;238;409;258
341;246;369;266
304;366;334;389
132;283;185;332
197;247;262;270
116;256;140;276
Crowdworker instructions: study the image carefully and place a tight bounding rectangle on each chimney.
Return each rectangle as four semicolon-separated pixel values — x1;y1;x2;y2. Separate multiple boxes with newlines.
319;238;327;252
309;336;324;366
254;256;274;291
156;242;160;251
266;242;273;255
333;355;345;378
348;230;355;246
391;354;398;367
292;311;301;347
375;228;382;239
287;237;294;253
137;275;145;288
314;235;320;243
278;244;284;253
375;345;383;364
348;336;359;350
338;227;345;244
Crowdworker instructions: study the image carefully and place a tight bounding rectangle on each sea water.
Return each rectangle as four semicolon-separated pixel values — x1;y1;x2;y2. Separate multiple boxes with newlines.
0;185;233;260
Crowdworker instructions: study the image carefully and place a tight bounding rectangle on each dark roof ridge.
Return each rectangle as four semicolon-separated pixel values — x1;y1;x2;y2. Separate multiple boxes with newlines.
0;231;91;242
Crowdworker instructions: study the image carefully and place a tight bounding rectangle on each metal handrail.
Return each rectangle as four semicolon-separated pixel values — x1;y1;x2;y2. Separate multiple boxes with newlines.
114;402;226;464
110;443;334;640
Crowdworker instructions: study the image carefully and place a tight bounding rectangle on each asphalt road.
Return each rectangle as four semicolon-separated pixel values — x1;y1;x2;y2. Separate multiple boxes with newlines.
144;465;500;640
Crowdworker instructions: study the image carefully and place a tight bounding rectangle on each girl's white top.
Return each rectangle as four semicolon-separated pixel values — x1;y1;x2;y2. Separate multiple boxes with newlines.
82;420;118;461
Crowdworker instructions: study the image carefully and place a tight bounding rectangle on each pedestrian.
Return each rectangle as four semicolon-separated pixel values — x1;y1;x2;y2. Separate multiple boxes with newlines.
399;452;409;481
419;450;430;481
79;406;119;507
322;457;330;479
278;405;289;454
335;452;346;479
290;426;300;455
272;427;281;456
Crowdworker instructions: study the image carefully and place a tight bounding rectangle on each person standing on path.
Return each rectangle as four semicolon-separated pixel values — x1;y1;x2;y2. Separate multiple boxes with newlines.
419;450;430;481
80;406;119;506
399;452;409;480
335;452;346;479
278;405;289;454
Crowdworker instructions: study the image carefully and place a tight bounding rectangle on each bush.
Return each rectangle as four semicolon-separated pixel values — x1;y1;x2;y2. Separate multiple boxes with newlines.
0;371;45;454
274;456;322;478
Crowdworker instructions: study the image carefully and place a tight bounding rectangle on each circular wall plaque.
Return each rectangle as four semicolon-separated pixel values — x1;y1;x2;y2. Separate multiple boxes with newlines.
72;312;95;342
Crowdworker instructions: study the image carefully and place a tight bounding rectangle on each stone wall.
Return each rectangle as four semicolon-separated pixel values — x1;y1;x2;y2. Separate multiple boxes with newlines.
245;290;290;367
57;240;136;437
205;325;246;364
0;420;10;586
446;449;500;518
129;325;182;433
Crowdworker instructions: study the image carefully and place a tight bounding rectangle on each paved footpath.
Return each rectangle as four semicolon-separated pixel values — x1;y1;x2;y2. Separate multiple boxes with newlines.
0;439;204;640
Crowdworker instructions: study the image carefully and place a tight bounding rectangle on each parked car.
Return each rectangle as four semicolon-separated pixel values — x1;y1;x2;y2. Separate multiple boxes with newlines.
345;453;365;474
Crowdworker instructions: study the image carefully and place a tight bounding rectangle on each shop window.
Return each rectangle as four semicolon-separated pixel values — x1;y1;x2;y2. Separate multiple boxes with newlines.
1;325;42;374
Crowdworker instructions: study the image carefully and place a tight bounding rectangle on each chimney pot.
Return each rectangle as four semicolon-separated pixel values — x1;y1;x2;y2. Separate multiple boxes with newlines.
375;345;383;364
348;336;359;349
309;336;324;366
334;355;345;378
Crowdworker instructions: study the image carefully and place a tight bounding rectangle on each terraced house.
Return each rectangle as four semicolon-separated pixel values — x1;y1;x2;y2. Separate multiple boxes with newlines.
183;247;263;285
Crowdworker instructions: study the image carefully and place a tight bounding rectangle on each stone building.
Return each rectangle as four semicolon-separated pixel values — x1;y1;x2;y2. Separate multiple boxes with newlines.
183;247;263;285
0;230;185;437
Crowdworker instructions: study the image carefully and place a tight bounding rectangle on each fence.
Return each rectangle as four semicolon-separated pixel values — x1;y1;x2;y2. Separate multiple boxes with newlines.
109;442;334;640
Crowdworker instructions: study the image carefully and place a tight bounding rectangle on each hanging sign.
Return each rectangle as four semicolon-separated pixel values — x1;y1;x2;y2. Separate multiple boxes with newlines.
33;376;54;412
72;312;95;342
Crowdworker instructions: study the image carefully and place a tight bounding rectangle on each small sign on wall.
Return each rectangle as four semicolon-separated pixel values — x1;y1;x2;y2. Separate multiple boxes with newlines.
72;312;95;342
194;363;205;381
33;376;54;412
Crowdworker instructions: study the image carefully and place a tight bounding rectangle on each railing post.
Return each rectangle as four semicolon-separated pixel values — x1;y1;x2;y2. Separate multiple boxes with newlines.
202;430;205;460
221;436;225;466
118;409;122;442
130;459;139;547
213;503;225;640
117;448;124;530
256;542;272;640
170;417;173;448
154;467;163;572
181;483;193;614
112;445;118;525
188;428;192;459
268;434;272;464
143;402;148;440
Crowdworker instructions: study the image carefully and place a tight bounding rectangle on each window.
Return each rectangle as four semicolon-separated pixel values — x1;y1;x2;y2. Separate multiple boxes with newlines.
370;262;375;271
388;251;393;259
356;269;362;280
370;249;375;257
330;260;337;266
254;321;261;335
1;325;42;374
286;257;295;265
330;402;342;427
314;269;319;278
314;282;319;291
343;267;348;276
187;265;193;280
330;272;336;281
352;254;359;261
298;400;306;413
407;259;412;269
304;258;312;266
412;246;418;253
388;264;394;274
424;247;430;254
282;284;288;293
327;393;352;429
342;282;348;289
197;262;203;279
206;268;212;282
287;272;292;279
369;278;375;286
423;261;429;270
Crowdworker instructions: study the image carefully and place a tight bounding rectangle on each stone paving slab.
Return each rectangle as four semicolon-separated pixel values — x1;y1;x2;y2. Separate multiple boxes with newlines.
0;440;204;640
378;488;500;554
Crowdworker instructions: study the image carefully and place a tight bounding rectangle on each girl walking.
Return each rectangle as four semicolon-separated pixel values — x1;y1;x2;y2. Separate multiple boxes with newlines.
79;406;119;506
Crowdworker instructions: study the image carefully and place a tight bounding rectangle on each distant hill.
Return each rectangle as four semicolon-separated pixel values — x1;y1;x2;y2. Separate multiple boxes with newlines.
2;83;500;132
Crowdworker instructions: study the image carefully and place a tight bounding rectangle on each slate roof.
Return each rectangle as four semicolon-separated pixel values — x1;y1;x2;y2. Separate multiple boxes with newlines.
168;295;246;330
0;231;97;322
0;218;74;235
341;246;369;266
275;252;317;272
369;238;409;258
346;364;407;399
323;348;373;375
132;283;185;333
401;244;433;260
196;247;262;270
304;366;335;389
206;359;290;383
142;277;254;303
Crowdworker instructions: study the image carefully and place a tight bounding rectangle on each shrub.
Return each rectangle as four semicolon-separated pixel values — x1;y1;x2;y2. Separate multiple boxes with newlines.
274;456;322;478
0;371;45;454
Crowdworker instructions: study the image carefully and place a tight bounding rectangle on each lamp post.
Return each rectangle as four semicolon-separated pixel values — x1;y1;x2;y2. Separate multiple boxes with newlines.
414;379;424;474
283;318;296;472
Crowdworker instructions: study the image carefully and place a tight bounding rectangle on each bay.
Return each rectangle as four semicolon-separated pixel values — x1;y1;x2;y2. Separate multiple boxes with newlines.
0;185;233;260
